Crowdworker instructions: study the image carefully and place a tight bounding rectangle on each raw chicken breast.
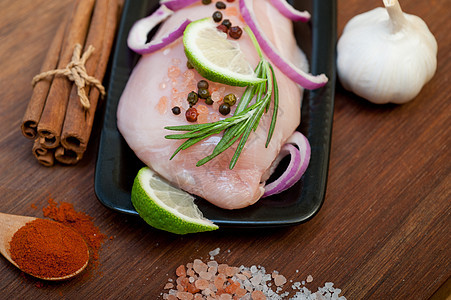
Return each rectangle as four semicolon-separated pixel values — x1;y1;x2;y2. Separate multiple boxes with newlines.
117;0;307;209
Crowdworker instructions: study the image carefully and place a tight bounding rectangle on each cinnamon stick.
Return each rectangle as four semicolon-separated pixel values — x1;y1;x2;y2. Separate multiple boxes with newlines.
32;139;55;167
54;147;83;165
37;0;96;149
60;0;118;154
21;20;67;139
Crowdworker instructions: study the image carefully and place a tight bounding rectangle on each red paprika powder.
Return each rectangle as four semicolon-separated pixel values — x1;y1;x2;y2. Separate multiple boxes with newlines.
42;199;107;263
9;219;89;279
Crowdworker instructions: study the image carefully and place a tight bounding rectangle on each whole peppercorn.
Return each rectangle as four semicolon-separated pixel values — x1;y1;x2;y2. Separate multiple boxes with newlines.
221;19;232;29
186;107;199;122
198;88;210;99
205;96;213;105
223;93;237;106
186;61;194;69
187;91;198;106
216;1;226;9
171;106;181;115
229;26;243;39
219;103;231;115
197;80;209;90
212;11;223;22
202;0;212;4
217;24;228;34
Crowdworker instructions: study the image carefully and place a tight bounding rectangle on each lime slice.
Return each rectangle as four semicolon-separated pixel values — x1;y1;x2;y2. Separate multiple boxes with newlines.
131;167;218;234
183;18;264;87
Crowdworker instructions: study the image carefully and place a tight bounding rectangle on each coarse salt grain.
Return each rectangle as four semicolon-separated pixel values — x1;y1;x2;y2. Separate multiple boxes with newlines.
162;249;346;300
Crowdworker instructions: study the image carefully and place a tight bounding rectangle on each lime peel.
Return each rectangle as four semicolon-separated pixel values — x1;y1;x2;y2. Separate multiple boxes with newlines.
183;17;265;87
131;167;218;234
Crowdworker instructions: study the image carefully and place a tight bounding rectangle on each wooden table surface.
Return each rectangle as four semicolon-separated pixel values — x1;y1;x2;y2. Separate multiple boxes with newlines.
0;0;449;299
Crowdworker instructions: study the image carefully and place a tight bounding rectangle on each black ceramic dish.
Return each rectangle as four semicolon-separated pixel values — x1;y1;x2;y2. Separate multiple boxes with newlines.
94;0;336;228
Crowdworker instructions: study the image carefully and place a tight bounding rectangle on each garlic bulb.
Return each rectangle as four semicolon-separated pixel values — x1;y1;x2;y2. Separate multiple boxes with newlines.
337;0;437;104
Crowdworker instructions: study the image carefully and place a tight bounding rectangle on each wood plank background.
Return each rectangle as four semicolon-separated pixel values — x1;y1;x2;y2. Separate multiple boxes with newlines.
0;0;449;298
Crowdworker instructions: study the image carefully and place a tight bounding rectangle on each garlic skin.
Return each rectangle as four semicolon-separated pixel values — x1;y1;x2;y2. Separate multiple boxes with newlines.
337;0;438;104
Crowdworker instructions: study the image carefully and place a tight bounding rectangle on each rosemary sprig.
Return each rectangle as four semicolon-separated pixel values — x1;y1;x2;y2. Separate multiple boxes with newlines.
164;27;279;169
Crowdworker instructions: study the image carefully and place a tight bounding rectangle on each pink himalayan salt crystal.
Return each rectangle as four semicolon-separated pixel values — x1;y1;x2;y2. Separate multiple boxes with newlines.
194;294;203;300
225;266;238;277
177;291;194;300
274;274;287;286
164;282;174;289
214;273;226;289
197;113;209;124
197;104;209;114
156;96;168;115
183;69;194;79
210;113;220;122
167;295;177;300
172;97;183;107
235;287;247;297
251;290;266;300
187;268;195;277
193;259;208;274
159;82;167;90
171;58;181;65
195;278;209;290
217;264;228;275
211;91;222;102
306;274;313;283
168;65;181;78
199;270;212;280
219;294;232;300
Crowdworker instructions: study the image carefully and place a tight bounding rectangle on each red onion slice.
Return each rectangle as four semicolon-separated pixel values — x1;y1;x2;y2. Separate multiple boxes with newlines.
240;0;328;89
269;0;310;22
127;5;190;55
159;0;199;11
263;131;311;197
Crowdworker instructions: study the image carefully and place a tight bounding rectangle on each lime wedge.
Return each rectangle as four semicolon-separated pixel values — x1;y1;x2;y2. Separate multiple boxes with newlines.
131;167;218;234
183;18;264;87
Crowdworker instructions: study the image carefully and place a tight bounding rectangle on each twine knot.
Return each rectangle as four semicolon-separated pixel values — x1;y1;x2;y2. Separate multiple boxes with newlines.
32;43;106;110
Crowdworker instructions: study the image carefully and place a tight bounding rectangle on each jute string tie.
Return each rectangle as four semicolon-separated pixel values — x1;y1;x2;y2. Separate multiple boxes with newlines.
32;43;106;110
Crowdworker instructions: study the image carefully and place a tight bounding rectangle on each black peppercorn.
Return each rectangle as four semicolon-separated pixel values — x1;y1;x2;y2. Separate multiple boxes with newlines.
197;80;209;90
221;19;232;29
202;0;212;4
186;61;194;69
216;1;226;9
219;103;231;115
187;91;198;106
205;96;213;105
171;106;181;115
212;11;223;22
198;88;210;99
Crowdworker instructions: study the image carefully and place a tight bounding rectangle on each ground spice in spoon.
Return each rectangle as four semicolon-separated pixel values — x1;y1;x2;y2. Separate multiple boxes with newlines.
42;198;107;265
9;219;89;279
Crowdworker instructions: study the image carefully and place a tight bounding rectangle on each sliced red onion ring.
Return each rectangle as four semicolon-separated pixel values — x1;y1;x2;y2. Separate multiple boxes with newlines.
263;131;311;197
159;0;199;11
240;0;328;89
127;5;190;55
269;0;310;22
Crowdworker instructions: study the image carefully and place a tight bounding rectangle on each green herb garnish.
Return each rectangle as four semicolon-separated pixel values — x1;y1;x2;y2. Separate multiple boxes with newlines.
165;27;278;169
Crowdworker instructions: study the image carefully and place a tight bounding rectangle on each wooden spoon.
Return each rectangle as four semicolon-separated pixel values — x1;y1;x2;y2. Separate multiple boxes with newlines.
0;212;89;281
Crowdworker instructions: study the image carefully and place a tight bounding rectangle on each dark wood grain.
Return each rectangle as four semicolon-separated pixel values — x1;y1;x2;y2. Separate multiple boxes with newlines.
0;0;449;299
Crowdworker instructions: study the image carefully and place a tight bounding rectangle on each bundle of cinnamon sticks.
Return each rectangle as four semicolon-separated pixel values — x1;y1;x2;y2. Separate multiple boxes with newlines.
21;0;122;166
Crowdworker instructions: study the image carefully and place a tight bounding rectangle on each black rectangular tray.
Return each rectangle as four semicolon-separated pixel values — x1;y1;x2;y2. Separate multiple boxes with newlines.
94;0;336;228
